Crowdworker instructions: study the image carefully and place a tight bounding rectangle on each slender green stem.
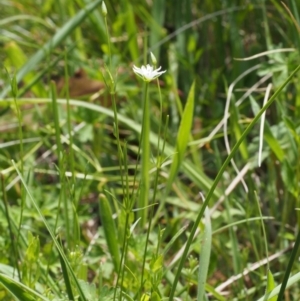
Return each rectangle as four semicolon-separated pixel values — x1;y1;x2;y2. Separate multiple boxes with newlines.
51;82;71;247
64;50;75;187
140;75;164;291
168;64;300;300
11;74;25;280
1;174;21;280
104;11;112;72
139;82;150;227
277;230;300;300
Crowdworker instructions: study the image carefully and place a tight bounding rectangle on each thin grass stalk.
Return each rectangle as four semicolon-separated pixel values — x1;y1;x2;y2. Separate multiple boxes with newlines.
103;1;112;71
1;175;21;280
261;0;272;49
139;57;164;291
214;141;242;292
114;143;131;301
116;213;130;301
51;82;71;247
140;144;161;294
168;64;300;300
276;230;300;300
139;82;150;227
64;50;75;186
11;74;26;281
150;115;169;230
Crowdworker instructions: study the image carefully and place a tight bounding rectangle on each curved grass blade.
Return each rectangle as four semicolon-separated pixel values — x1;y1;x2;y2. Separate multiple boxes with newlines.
276;229;300;301
58;250;75;301
0;0;102;98
0;273;49;301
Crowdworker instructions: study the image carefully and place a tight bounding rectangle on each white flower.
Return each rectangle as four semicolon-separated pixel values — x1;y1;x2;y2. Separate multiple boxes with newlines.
132;64;166;82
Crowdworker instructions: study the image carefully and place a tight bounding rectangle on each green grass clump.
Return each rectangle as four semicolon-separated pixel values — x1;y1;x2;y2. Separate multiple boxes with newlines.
1;1;300;300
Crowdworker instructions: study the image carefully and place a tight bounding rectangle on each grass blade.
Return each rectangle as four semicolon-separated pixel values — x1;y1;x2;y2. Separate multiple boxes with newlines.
197;204;212;301
99;193;120;271
0;273;49;301
166;81;195;193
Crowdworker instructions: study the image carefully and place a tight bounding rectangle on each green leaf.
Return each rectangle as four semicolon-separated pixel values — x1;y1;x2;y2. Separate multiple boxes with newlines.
264;269;276;301
99;194;120;271
151;291;161;301
78;280;98;301
197;207;212;301
166;81;195;192
25;232;40;264
58;250;75;301
150;255;163;273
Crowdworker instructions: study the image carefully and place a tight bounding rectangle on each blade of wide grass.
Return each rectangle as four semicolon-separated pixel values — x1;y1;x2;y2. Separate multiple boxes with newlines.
58;250;75;301
276;229;300;300
166;81;195;193
197;206;212;301
99;193;120;271
0;0;102;98
11;161;88;301
0;273;49;301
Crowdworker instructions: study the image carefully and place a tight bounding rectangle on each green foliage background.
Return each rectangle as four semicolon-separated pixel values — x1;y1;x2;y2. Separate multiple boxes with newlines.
1;0;300;300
